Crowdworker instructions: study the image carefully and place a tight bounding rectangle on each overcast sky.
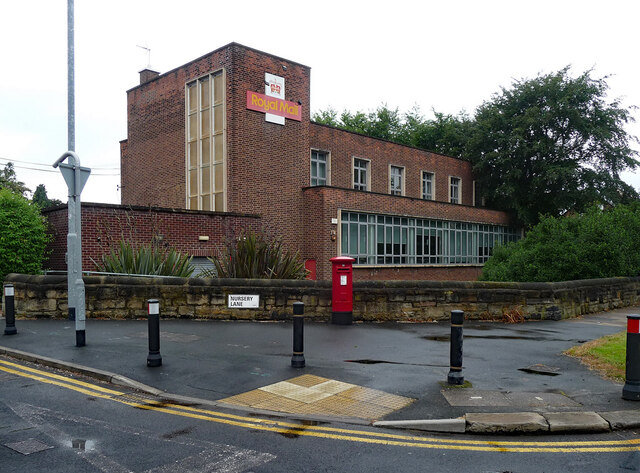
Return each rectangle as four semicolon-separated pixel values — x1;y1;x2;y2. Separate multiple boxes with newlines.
1;0;639;204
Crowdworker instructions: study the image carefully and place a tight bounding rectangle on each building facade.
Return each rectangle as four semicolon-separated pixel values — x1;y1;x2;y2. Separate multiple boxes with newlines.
117;42;517;281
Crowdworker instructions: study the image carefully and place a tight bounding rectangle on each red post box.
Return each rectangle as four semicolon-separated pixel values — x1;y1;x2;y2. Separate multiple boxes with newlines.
330;256;355;325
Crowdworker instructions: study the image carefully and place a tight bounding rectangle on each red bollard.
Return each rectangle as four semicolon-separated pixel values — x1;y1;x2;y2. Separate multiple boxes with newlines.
623;315;640;401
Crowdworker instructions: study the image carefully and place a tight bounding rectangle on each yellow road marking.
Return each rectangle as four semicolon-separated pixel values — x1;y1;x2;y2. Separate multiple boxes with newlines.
0;359;124;396
2;359;640;453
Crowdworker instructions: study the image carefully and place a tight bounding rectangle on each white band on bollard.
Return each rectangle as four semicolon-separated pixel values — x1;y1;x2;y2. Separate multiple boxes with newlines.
4;285;14;297
148;300;159;315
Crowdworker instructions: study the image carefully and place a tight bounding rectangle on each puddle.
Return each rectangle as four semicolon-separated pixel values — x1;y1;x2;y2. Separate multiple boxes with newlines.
518;364;561;376
345;359;447;367
422;335;450;342
345;359;401;365
67;439;96;451
161;426;194;439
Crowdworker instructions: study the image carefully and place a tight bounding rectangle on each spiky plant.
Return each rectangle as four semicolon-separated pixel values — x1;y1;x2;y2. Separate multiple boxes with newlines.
206;230;307;279
93;241;194;277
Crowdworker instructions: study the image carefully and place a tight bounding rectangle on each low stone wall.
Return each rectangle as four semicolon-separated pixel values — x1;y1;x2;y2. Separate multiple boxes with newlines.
4;274;640;322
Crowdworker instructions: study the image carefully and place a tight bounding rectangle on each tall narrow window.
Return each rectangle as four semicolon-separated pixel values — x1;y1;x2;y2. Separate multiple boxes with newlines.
311;150;328;186
186;71;225;211
422;171;434;200
353;158;369;191
390;166;404;196
450;176;461;204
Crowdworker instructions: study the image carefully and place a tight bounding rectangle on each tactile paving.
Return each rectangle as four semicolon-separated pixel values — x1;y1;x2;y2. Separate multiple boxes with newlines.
219;375;414;421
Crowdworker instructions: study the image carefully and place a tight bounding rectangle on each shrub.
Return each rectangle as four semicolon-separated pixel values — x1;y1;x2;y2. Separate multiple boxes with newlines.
93;241;194;277
480;204;640;282
0;188;51;282
207;229;307;279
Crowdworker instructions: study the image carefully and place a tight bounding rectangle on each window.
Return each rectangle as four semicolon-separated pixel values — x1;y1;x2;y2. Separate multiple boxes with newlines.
422;171;434;200
389;166;404;196
311;150;328;186
353;158;369;191
340;211;519;266
186;71;225;211
450;176;461;204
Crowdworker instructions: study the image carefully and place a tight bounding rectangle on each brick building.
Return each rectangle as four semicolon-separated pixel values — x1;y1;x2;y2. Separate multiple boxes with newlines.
48;42;518;281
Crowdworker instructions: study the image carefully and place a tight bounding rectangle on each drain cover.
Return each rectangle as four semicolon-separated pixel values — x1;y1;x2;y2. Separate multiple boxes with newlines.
4;438;54;455
519;364;561;376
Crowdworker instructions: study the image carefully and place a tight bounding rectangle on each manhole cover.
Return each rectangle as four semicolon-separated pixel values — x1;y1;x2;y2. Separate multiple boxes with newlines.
4;438;54;455
519;364;561;376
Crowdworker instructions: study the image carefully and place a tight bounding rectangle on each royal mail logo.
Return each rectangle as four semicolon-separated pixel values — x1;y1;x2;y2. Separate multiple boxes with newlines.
270;83;281;95
246;91;302;122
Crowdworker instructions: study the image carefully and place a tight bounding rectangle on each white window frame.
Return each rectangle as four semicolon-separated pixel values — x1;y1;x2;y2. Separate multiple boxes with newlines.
421;170;435;200
352;157;371;191
449;176;462;204
310;149;330;186
389;165;405;196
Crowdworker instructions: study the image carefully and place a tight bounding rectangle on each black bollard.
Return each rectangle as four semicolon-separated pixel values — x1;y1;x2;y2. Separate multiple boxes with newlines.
147;299;162;367
447;310;464;385
623;314;640;401
291;302;305;368
3;284;17;335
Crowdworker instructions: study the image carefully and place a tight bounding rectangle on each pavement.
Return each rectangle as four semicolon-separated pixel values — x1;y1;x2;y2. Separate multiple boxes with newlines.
1;306;640;435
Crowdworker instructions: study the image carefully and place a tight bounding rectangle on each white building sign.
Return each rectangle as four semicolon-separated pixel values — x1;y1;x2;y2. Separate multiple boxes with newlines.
265;72;285;125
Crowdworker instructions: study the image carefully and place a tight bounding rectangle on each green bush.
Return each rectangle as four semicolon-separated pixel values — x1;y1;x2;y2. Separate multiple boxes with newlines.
93;241;194;277
0;189;51;282
480;204;640;282
207;229;307;279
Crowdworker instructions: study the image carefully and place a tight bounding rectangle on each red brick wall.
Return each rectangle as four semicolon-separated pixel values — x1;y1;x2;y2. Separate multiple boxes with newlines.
225;46;310;255
310;123;476;204
122;43;311;257
302;186;513;280
43;203;261;271
121;44;234;208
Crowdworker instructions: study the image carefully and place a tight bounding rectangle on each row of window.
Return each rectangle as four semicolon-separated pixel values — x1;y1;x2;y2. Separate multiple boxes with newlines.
340;211;519;266
186;72;225;211
312;151;464;204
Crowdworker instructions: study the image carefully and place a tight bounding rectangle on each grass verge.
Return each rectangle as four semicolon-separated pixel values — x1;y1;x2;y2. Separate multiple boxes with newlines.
564;331;626;382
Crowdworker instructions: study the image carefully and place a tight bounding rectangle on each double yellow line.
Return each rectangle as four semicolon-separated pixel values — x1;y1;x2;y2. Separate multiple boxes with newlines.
2;358;639;453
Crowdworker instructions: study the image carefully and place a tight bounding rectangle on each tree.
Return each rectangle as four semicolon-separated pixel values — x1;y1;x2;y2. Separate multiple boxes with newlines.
480;204;640;282
0;188;51;282
0;162;29;196
468;67;639;227
32;184;63;209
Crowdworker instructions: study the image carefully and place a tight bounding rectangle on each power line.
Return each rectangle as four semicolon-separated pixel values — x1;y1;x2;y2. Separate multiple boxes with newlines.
0;159;119;176
0;156;120;170
0;161;119;177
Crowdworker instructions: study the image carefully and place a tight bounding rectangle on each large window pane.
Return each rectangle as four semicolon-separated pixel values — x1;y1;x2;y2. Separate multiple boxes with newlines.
189;114;197;141
213;135;223;163
200;78;210;106
213;74;223;105
188;84;197;113
213;163;223;191
201;138;210;166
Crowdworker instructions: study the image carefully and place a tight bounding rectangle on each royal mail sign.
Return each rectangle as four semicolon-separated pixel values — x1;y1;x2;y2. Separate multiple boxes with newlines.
246;91;302;122
246;72;301;124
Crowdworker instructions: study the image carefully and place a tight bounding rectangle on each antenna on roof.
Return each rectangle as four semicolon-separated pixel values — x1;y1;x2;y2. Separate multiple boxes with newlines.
136;44;151;69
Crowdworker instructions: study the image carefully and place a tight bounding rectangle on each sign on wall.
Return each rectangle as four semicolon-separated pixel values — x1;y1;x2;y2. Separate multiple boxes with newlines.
228;294;260;308
265;73;285;125
246;73;302;124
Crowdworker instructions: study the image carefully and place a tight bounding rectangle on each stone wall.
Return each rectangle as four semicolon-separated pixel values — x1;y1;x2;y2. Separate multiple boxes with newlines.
5;274;640;322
